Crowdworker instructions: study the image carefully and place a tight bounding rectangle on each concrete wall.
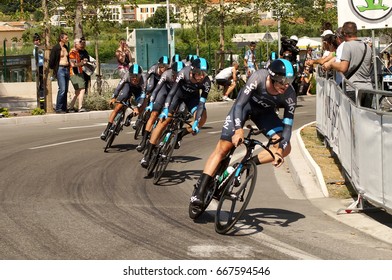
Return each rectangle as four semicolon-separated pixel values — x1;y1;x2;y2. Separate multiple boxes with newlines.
0;79;119;111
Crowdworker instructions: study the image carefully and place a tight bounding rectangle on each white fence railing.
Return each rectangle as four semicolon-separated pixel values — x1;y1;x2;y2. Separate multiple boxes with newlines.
316;71;392;213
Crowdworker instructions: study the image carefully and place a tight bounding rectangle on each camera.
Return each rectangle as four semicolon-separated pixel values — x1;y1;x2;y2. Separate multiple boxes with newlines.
280;37;300;62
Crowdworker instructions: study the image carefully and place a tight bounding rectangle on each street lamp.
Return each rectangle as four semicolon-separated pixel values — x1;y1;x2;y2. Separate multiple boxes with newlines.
166;0;171;58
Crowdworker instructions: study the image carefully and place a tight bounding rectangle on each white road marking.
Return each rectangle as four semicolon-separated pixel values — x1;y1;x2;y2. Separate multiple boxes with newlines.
29;137;100;150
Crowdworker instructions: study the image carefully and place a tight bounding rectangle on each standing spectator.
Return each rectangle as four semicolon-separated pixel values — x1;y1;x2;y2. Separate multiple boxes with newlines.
323;21;373;107
215;61;239;101
33;33;44;106
116;38;132;79
244;41;258;79
78;36;94;95
68;38;87;112
49;32;70;114
298;66;314;96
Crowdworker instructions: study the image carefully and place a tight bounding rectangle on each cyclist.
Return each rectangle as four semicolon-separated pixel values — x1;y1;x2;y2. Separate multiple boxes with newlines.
136;61;185;152
140;57;211;168
184;54;198;67
100;64;146;140
190;59;296;207
133;56;170;129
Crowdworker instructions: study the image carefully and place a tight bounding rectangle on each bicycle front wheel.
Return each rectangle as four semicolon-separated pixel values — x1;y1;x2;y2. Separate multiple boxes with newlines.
215;161;257;234
104;112;123;152
153;131;177;185
134;111;150;140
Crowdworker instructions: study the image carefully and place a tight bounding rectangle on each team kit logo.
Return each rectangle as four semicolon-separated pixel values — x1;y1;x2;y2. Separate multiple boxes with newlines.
349;0;392;22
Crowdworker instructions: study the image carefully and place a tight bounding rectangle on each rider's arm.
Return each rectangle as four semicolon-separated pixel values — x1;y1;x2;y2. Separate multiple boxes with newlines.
232;73;258;130
112;71;129;99
150;73;167;102
280;87;297;150
194;77;211;122
164;72;183;109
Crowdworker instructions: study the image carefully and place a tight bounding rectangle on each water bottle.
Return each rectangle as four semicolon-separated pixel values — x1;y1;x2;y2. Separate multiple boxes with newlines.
218;166;235;184
163;132;171;143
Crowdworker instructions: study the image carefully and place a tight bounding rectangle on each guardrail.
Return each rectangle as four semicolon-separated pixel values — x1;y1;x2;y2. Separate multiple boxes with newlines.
315;68;392;214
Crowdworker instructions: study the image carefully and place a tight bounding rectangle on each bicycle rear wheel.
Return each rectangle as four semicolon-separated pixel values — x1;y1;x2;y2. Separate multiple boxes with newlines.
153;131;177;185
215;161;257;234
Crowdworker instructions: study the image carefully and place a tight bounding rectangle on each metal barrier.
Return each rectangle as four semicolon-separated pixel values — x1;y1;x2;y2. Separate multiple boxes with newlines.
315;68;392;214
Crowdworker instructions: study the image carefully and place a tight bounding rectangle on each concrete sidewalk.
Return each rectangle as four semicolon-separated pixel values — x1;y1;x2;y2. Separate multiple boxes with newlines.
1;99;392;245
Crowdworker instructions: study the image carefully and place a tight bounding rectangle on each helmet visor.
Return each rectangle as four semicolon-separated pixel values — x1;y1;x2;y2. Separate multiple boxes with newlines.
271;74;295;86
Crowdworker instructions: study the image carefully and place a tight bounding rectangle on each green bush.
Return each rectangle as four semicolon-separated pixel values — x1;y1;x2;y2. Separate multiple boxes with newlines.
0;107;10;118
31;108;45;115
83;90;113;111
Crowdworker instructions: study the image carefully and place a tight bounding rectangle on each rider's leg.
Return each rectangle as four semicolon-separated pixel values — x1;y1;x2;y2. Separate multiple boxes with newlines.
101;103;122;140
191;139;233;204
136;111;159;152
148;115;172;145
224;81;236;98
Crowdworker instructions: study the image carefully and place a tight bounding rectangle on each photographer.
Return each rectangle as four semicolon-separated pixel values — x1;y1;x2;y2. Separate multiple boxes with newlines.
280;36;302;94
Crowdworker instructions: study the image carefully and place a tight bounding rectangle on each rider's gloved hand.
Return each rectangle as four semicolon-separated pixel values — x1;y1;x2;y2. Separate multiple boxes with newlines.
146;101;154;112
159;107;169;120
192;120;199;134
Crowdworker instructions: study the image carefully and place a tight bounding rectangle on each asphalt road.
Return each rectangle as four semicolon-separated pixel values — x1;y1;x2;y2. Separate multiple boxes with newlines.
1;97;392;259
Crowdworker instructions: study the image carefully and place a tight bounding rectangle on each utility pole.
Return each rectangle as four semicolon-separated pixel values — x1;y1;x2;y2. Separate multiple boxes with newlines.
166;0;171;58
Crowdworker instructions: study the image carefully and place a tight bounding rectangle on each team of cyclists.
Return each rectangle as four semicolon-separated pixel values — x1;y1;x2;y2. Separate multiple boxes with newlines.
100;50;297;217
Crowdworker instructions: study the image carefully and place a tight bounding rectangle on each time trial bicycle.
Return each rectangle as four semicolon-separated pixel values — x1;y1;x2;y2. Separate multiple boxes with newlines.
189;124;283;234
103;100;135;152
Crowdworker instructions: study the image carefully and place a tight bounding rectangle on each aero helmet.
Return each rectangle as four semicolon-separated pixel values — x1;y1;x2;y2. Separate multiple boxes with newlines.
172;61;185;73
191;57;208;72
129;63;143;75
158;55;169;65
172;54;182;63
268;59;295;85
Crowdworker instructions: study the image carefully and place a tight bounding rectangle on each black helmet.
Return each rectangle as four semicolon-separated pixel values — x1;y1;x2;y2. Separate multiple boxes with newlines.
191;57;208;72
158;55;169;65
172;61;185;73
268;59;295;85
186;54;193;62
172;54;181;63
190;55;199;63
129;63;143;75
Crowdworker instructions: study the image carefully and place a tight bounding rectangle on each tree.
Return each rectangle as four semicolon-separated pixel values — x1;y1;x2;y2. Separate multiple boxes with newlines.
145;6;177;28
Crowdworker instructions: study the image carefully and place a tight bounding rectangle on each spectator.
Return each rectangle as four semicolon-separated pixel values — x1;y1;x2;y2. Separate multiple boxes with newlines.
78;37;94;95
49;32;70;114
322;27;345;85
116;38;132;79
306;34;339;68
215;61;239;101
323;21;373;107
244;41;258;78
68;38;87;112
33;33;44;106
298;66;314;96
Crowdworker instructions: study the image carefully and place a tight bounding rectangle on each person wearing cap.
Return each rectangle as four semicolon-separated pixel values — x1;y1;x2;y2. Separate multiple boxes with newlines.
33;33;44;106
78;37;94;95
323;21;373;106
140;58;211;168
189;59;297;209
244;41;259;79
68;38;88;112
306;34;339;68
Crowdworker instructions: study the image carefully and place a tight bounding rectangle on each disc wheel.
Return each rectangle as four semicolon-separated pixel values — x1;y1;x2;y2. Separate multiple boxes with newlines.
215;161;257;234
